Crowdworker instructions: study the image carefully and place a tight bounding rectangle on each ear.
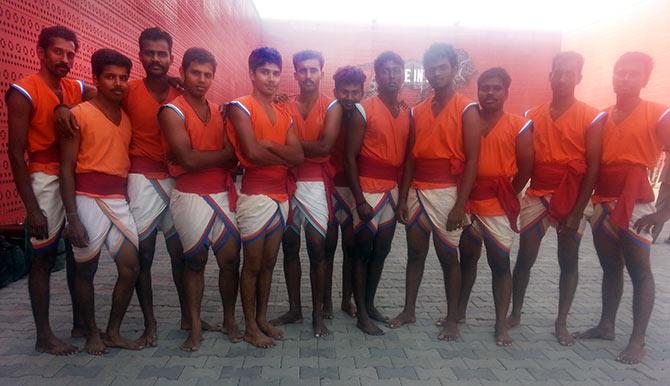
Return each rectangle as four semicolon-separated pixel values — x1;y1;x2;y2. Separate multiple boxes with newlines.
36;46;46;61
91;72;99;88
179;67;185;80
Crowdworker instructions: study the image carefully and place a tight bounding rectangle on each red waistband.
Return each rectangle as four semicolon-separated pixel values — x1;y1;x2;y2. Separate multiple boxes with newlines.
414;158;463;183
29;145;59;164
241;166;288;195
293;161;326;181
175;168;232;194
595;164;654;229
358;155;400;182
531;160;587;221
129;156;168;175
76;172;127;197
470;176;519;232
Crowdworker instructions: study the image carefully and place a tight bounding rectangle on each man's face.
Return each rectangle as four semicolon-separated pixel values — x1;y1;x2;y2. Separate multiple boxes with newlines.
478;77;508;113
334;83;364;110
549;59;582;98
424;57;455;91
93;65;129;104
294;58;322;93
613;60;648;98
38;37;76;79
375;59;404;94
139;39;172;78
180;61;214;98
251;63;281;97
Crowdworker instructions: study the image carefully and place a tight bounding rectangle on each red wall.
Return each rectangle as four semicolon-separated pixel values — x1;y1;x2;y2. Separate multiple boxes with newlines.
261;20;562;114
0;0;262;225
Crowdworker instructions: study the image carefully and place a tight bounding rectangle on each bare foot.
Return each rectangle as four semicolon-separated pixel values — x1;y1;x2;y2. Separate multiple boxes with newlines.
616;342;645;365
554;321;575;346
341;302;357;318
506;314;521;329
70;325;88;339
35;335;79;356
386;311;416;329
313;317;331;338
356;319;384;336
434;316;447;327
258;321;284;340
368;306;389;323
323;305;334;320
495;323;513;347
180;331;202;352
84;333;108;355
181;319;219;331
221;321;245;343
136;324;158;348
269;309;303;326
104;333;144;351
576;324;615;341
243;330;275;348
438;321;460;341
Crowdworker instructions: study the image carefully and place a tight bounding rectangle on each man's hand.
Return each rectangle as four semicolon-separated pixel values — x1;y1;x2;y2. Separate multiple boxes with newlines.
559;210;582;235
634;212;669;235
167;76;184;92
54;106;79;138
395;200;410;224
27;209;48;240
446;204;467;232
64;215;89;248
356;201;374;222
273;93;289;104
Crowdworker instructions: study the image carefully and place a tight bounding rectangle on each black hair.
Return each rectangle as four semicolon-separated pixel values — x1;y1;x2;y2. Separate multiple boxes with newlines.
422;43;458;68
333;66;367;89
616;51;654;80
293;50;324;71
477;67;512;91
181;47;217;72
552;51;584;73
38;25;79;52
249;47;282;72
91;48;132;78
373;51;404;74
139;27;173;52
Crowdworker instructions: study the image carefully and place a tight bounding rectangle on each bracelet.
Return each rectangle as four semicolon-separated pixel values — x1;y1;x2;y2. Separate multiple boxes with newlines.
53;103;70;112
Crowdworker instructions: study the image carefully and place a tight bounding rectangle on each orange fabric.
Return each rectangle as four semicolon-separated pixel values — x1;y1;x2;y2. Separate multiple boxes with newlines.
469;176;520;232
412;93;474;190
226;95;293;202
124;79;180;178
469;113;529;216
71;102;132;178
288;94;334;164
358;96;410;193
526;100;601;197
595;165;655;229
12;74;83;175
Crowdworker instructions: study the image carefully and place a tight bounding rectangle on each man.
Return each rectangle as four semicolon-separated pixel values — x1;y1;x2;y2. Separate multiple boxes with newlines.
7;25;93;355
228;47;304;348
387;43;480;341
508;52;605;346
651;151;670;243
271;50;343;337
346;51;411;335
578;52;670;364
158;47;243;351
455;68;534;346
324;66;367;319
59;48;142;355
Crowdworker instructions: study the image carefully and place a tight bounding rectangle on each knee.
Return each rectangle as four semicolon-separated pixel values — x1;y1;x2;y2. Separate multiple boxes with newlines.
138;252;154;272
437;252;459;271
220;254;241;271
75;262;97;280
32;253;57;272
488;255;510;277
628;265;654;285
185;257;207;272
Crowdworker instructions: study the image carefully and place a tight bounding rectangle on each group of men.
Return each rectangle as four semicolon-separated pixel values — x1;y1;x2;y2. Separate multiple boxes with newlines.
6;25;670;366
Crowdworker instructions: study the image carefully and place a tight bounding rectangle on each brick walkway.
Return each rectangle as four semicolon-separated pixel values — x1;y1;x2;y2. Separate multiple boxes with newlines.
1;226;669;385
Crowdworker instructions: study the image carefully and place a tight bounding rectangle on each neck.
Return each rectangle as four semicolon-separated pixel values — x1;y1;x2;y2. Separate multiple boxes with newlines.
551;94;576;110
184;92;206;106
298;88;319;103
92;94;120;113
377;90;398;107
480;108;504;125
433;85;454;104
37;67;61;89
252;89;274;105
144;74;169;92
616;94;641;111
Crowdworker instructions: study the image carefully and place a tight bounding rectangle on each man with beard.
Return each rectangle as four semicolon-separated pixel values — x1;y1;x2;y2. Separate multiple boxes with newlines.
7;25;94;355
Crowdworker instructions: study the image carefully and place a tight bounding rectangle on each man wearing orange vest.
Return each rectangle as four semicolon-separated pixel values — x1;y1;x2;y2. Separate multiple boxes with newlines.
578;52;670;364
60;49;142;355
456;68;534;346
228;47;304;348
7;25;94;355
508;52;605;346
388;44;481;341
159;48;243;352
346;51;411;335
325;66;368;319
271;50;343;337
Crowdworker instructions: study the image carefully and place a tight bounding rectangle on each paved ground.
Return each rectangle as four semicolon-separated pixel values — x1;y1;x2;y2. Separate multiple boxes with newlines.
1;224;669;385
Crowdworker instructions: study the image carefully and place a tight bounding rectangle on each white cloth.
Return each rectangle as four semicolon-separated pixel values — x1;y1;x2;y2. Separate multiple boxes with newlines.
127;173;176;240
29;172;65;250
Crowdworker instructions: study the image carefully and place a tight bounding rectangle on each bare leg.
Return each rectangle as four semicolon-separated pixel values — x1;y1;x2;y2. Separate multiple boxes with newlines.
340;221;358;317
324;221;338;319
256;225;284;342
270;229;303;326
214;235;243;343
457;226;483;323
241;233;275;348
75;255;106;355
134;231;158;347
305;225;330;337
555;232;581;346
353;227;383;335
65;241;86;339
483;236;513;347
180;249;208;352
435;237;461;341
366;223;395;323
508;224;545;328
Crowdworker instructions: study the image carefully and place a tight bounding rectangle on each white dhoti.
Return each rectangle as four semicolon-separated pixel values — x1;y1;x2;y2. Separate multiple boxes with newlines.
127;173;176;241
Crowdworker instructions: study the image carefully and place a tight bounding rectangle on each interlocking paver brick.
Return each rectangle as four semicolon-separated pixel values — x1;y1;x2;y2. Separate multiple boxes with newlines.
376;366;419;380
299;366;339;380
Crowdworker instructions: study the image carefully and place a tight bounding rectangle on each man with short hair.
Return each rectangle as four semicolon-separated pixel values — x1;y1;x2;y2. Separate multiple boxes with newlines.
228;47;304;348
578;52;670;364
60;48;142;355
271;50;344;337
7;25;93;355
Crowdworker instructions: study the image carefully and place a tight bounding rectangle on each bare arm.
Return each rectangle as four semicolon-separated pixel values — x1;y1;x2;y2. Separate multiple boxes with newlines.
59;131;89;247
396;115;416;223
265;124;305;166
345;107;367;206
158;107;234;171
300;102;343;157
512;122;534;194
82;83;96;101
228;104;289;166
53;83;97;138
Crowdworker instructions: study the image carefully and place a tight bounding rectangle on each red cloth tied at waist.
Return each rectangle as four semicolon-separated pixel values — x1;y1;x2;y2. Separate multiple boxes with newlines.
358;155;400;182
242;166;290;197
29;145;59;164
290;161;336;219
75;172;127;197
470;176;520;232
414;158;463;185
530;160;586;222
175;168;237;211
129;156;168;178
595;164;654;229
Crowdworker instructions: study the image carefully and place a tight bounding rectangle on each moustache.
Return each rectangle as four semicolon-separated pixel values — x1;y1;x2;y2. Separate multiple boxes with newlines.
56;63;70;71
149;62;164;69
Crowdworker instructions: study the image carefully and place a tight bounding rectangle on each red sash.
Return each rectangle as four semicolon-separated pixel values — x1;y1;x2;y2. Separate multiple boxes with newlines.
75;172;127;197
175;168;237;211
242;166;290;197
290;161;336;219
414;158;463;185
29;145;60;164
595;164;655;229
358;155;400;182
530;160;586;221
129;156;168;177
470;176;520;232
